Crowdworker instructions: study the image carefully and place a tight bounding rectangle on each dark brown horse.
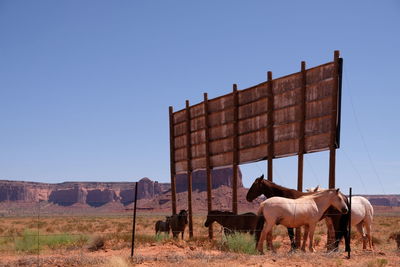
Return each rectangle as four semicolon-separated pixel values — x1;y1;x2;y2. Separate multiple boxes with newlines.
246;174;350;252
170;210;188;239
204;210;262;237
155;216;171;235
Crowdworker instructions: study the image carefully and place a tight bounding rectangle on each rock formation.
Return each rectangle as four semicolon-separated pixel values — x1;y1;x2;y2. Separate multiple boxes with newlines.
175;167;243;193
0;167;242;207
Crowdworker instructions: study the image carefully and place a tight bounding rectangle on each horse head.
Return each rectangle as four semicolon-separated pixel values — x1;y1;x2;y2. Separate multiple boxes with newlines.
204;210;221;227
331;189;349;214
179;209;188;224
246;174;267;202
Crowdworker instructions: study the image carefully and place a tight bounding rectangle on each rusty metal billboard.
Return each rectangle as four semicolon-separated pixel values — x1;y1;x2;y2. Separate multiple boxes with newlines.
170;56;342;174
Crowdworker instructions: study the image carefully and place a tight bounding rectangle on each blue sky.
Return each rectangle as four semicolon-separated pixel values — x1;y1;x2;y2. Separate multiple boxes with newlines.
0;1;399;194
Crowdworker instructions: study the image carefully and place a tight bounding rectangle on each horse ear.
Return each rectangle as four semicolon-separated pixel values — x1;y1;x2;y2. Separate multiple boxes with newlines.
314;185;320;192
336;188;340;193
258;174;264;182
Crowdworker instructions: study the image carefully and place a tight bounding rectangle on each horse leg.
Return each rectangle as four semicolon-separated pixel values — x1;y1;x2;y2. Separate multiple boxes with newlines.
287;228;296;251
365;220;373;250
325;217;336;251
257;222;273;254
267;230;274;252
257;225;268;254
355;222;366;249
308;224;316;253
301;225;309;252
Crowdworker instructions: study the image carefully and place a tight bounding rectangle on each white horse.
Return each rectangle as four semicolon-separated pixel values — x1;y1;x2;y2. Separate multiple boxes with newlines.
257;189;348;253
307;186;374;250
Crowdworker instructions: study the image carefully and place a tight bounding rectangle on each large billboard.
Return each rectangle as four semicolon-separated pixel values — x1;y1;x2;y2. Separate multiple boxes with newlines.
170;56;342;174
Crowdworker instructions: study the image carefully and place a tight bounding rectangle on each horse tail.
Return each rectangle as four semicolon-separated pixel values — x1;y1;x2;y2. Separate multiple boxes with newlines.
255;215;265;244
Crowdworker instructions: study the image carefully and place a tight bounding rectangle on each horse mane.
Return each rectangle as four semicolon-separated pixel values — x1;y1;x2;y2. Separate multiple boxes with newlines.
260;178;310;197
302;188;339;199
209;210;234;215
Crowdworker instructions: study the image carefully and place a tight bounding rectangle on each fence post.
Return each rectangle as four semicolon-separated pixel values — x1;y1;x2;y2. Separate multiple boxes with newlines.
347;187;352;259
131;182;138;257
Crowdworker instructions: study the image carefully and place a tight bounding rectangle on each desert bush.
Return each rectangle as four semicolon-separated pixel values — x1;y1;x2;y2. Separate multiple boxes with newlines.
14;229;89;253
155;233;170;242
104;256;130;267
15;229;40;253
87;235;105;251
314;235;322;246
372;236;382;245
272;241;281;250
367;258;388;267
220;233;258;255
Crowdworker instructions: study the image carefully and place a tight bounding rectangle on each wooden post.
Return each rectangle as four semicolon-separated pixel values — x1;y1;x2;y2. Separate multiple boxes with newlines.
267;71;274;181
130;182;138;257
295;61;307;248
329;51;340;189
232;84;239;215
204;93;213;239
169;106;177;215
185;100;194;238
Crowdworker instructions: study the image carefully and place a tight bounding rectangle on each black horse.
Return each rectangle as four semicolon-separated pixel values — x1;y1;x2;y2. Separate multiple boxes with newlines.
247;174;350;252
155;216;171;235
170;210;188;239
204;210;262;238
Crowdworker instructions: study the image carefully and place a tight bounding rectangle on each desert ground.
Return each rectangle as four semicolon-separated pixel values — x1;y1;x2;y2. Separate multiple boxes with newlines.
0;207;399;267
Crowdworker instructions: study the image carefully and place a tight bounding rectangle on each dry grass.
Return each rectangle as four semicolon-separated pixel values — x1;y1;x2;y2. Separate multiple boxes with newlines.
0;212;399;266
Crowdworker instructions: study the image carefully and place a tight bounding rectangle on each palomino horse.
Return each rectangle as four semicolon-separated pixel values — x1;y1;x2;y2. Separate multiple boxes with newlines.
204;210;261;237
246;175;350;252
307;187;374;250
257;189;348;253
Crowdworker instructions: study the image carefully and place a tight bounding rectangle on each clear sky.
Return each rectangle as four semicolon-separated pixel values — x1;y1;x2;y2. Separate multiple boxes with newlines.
1;1;399;194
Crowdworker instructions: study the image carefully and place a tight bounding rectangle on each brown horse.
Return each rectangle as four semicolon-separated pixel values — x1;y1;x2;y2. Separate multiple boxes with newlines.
170;210;188;239
204;210;262;237
246;174;350;252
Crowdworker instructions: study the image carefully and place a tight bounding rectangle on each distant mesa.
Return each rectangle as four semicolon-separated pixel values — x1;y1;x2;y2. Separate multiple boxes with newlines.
0;167;242;207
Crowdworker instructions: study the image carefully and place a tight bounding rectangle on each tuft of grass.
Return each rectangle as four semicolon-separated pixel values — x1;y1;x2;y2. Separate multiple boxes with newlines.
14;229;89;253
14;229;40;253
376;258;388;267
314;235;322;246
372;236;382;245
272;241;281;250
87;235;105;251
155;233;170;242
104;256;130;267
220;233;258;255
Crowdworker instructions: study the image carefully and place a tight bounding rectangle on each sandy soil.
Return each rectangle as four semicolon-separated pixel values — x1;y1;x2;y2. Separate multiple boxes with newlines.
1;239;399;267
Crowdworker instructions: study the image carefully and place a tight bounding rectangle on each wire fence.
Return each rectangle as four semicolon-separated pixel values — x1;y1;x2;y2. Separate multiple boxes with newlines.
1;196;399;264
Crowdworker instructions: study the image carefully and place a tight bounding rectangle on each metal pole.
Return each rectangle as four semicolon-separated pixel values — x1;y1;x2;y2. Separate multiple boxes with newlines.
131;182;138;257
347;187;352;259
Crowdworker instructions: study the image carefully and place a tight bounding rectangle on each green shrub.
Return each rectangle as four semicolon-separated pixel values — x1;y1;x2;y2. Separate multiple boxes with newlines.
372;236;382;245
376;258;388;267
221;233;258;255
14;229;88;253
15;229;40;253
155;233;170;242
